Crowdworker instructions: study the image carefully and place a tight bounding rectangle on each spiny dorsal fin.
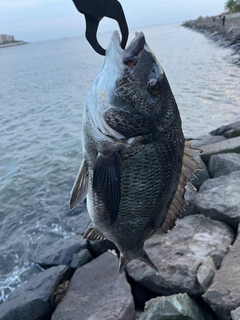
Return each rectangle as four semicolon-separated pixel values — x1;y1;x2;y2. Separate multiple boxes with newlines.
83;224;106;241
157;139;203;235
70;160;88;209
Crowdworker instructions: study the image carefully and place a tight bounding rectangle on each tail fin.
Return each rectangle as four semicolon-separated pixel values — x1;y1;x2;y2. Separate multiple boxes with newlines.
140;250;159;272
119;254;129;273
118;250;158;273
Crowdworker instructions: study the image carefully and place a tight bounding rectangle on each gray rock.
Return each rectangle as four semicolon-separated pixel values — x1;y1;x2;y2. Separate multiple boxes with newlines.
224;128;240;139
192;135;226;148
208;153;240;178
231;307;240;320
210;121;240;136
0;265;69;320
127;215;234;296
34;235;87;267
52;252;135;320
139;293;212;320
203;228;240;320
196;171;240;228
180;184;199;218
70;249;93;269
88;239;117;257
192;155;210;190
197;256;216;292
200;136;240;164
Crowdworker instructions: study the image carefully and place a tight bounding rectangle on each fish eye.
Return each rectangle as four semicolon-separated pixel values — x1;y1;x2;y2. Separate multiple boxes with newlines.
147;79;160;96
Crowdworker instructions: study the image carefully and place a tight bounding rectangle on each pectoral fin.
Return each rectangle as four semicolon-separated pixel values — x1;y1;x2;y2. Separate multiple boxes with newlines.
93;152;121;224
70;160;88;209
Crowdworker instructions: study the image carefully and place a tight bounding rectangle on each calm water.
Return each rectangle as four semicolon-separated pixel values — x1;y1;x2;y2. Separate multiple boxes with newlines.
0;23;240;302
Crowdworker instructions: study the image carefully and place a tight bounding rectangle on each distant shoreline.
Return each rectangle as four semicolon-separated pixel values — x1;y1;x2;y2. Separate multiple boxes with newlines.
0;41;28;49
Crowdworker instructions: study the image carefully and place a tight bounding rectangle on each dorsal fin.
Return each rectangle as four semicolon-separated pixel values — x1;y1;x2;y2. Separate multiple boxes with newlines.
157;139;203;235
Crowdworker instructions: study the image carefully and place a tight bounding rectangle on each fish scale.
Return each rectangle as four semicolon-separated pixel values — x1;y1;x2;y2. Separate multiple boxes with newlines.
70;31;201;272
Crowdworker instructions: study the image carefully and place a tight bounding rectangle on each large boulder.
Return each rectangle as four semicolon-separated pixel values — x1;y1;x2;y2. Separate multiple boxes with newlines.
208;153;240;178
210;121;240;136
196;171;240;229
200;136;240;164
180;184;200;218
231;307;240;320
192;135;226;148
191;155;210;190
203;227;240;320
139;293;213;320
70;249;93;269
34;235;87;268
52;252;135;320
224;128;240;139
126;215;234;296
0;265;69;320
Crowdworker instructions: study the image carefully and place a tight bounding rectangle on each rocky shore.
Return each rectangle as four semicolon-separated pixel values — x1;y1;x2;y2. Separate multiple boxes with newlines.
182;13;240;65
1;120;240;320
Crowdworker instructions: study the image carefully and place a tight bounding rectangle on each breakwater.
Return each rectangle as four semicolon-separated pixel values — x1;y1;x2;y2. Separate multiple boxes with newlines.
183;13;240;65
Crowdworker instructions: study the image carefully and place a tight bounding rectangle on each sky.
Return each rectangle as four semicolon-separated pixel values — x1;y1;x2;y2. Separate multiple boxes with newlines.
0;0;227;42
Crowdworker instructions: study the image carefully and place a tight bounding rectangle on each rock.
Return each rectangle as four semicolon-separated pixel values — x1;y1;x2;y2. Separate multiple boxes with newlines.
197;256;216;292
180;184;199;218
70;249;93;269
200;137;240;164
139;293;212;320
208;153;240;178
210;121;240;136
224;128;240;139
127;215;234;297
192;155;210;190
203;227;240;320
196;171;240;228
0;265;69;320
88;239;117;258
192;135;226;148
52;252;135;320
231;307;240;320
34;235;87;268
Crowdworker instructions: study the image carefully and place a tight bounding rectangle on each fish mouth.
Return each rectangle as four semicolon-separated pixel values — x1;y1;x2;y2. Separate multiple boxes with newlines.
122;32;146;69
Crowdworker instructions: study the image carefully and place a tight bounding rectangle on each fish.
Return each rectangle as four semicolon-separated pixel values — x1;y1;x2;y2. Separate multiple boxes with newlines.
70;31;202;272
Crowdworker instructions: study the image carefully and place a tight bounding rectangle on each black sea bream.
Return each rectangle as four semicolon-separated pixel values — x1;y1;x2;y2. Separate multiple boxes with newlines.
70;31;201;272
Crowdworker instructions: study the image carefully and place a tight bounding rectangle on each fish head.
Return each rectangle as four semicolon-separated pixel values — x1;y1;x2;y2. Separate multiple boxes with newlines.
119;31;180;126
88;30;181;136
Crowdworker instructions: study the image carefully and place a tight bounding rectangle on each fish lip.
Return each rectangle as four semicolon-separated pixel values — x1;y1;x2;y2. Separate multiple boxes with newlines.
105;30;123;58
122;32;146;69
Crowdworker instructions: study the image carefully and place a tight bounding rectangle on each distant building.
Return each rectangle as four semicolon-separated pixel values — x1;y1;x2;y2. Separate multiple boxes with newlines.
0;34;15;44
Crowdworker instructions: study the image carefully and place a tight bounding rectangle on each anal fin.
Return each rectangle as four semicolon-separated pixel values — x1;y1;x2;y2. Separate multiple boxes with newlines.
83;224;106;241
70;160;88;209
157;139;203;235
